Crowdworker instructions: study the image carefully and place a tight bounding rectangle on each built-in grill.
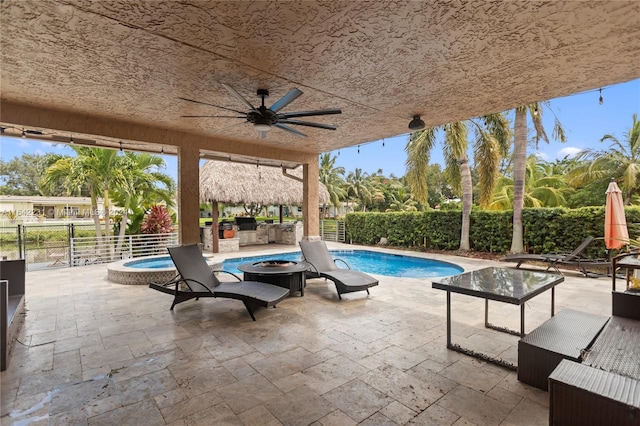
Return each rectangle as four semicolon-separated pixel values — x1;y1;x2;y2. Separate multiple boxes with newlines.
235;217;257;231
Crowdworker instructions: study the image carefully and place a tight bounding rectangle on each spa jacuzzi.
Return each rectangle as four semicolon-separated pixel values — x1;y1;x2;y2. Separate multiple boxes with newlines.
107;254;220;285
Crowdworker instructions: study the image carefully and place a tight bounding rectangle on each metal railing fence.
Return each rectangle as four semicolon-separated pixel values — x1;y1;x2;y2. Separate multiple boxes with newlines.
320;220;345;242
0;223;178;271
70;233;179;266
1;220;341;270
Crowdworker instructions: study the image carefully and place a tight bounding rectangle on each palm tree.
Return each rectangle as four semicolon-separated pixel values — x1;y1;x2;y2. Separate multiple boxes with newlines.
365;170;399;211
569;113;640;204
385;186;418;212
110;152;175;256
41;147;123;252
319;153;347;217
510;103;566;253
346;168;373;211
406;113;510;250
488;155;568;209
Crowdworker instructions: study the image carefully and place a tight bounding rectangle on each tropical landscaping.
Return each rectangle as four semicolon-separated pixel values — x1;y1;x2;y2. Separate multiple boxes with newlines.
1;113;639;258
321;112;640;254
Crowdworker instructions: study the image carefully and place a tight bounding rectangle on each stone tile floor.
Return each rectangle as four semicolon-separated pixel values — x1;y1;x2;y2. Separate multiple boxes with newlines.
1;242;613;425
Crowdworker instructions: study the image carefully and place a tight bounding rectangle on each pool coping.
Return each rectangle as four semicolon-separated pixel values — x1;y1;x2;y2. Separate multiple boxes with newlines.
107;254;220;285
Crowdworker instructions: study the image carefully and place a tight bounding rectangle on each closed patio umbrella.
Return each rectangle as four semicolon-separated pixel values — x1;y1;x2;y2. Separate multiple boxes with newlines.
604;179;629;250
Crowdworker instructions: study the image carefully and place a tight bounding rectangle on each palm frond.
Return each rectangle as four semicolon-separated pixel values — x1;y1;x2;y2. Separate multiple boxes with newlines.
405;128;436;204
473;133;500;207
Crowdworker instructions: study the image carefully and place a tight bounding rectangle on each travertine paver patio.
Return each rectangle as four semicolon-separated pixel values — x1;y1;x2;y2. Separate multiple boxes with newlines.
1;242;612;425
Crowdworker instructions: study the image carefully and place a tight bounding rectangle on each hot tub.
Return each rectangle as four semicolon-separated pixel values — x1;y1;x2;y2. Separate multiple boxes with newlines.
107;254;220;285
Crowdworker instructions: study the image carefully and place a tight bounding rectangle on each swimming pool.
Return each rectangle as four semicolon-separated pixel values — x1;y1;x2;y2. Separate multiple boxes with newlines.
223;250;463;278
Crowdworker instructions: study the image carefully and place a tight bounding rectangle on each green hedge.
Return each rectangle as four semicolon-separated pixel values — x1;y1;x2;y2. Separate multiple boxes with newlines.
346;206;640;256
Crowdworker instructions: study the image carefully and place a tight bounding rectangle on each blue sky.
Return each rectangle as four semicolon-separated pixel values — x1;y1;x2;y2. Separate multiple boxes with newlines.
332;78;640;177
0;135;180;182
1;78;639;181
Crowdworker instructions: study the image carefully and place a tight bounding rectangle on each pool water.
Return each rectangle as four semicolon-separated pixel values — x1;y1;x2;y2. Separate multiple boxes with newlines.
125;250;463;278
223;250;463;278
125;256;205;269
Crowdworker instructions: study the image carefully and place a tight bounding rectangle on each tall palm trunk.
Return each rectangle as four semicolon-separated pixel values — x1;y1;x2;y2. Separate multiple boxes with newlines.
102;189;113;259
115;195;131;258
459;156;473;250
90;191;104;254
511;108;527;253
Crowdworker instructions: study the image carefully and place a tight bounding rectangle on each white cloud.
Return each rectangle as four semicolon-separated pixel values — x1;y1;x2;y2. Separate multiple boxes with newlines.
534;151;549;161
557;146;584;158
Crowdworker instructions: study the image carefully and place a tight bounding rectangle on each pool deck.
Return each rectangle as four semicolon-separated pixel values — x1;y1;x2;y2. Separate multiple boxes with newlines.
1;242;613;425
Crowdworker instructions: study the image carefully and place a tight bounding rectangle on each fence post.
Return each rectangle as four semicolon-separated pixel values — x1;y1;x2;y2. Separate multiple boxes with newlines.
70;237;75;267
67;224;72;268
19;224;25;260
129;235;133;259
16;224;23;259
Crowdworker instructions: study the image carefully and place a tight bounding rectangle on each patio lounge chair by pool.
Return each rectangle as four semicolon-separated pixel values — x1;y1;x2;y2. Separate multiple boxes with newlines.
149;244;289;321
503;236;608;276
553;256;611;277
299;240;378;299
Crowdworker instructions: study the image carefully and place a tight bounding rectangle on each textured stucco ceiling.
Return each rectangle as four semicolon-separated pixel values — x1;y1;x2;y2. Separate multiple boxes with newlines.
1;0;639;158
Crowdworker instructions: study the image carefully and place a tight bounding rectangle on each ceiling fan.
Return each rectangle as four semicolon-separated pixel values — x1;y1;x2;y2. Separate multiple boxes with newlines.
178;84;341;138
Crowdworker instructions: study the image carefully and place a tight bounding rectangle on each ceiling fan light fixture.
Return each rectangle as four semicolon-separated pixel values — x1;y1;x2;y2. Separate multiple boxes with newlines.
179;84;341;138
254;123;272;132
408;115;426;130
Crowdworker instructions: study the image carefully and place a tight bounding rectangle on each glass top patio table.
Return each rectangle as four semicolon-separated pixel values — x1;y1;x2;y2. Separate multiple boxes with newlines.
432;266;564;304
432;267;564;370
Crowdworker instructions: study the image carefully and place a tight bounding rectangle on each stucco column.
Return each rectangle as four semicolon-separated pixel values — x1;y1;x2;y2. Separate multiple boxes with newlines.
302;158;321;241
178;144;200;245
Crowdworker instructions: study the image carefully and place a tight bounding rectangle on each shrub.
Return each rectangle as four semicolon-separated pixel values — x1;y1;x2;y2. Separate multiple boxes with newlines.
345;206;639;255
141;205;175;234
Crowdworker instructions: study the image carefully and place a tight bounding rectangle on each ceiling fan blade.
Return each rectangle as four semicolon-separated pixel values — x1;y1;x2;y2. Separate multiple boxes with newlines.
270;88;303;113
278;119;337;130
177;97;246;114
274;123;307;138
180;115;246;118
277;109;342;119
221;83;257;111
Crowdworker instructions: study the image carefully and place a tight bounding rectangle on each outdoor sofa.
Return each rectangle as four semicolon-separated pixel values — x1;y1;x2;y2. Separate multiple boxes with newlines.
517;289;640;425
0;259;26;371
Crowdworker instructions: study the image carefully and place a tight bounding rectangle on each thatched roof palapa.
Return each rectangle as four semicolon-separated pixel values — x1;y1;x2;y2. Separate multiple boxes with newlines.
199;160;329;205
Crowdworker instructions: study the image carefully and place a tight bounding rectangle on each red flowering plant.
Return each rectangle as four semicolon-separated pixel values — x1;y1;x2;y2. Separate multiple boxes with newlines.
140;205;174;234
